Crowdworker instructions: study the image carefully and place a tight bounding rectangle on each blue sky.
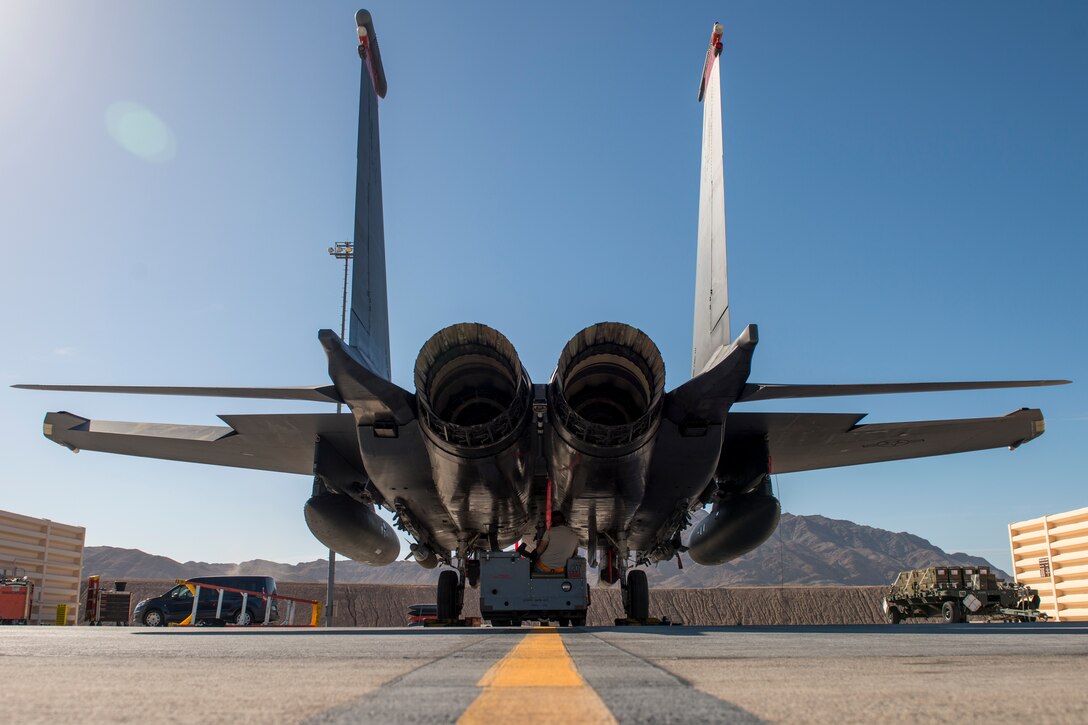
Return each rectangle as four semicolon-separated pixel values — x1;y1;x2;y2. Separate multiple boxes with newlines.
2;1;1085;573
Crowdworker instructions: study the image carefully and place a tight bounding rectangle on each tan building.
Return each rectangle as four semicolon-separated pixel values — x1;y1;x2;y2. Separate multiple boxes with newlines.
1009;506;1088;622
0;509;86;624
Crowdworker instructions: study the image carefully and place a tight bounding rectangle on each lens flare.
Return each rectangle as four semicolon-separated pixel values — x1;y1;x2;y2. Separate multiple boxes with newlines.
104;101;176;162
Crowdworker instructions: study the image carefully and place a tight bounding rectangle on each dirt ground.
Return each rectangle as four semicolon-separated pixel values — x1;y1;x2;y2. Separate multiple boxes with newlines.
81;580;889;626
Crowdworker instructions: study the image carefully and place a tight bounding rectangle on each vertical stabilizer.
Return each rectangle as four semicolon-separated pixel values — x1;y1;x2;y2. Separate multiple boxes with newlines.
691;23;730;378
348;10;392;380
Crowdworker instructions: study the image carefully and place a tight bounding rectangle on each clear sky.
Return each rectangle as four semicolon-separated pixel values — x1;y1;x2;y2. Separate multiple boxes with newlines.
2;1;1085;573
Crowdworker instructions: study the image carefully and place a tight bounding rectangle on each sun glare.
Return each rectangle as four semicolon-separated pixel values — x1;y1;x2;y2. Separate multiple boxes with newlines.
105;101;177;163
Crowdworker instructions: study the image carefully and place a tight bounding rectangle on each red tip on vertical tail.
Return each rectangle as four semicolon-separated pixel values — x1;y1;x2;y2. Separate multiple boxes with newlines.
356;11;388;98
697;22;724;103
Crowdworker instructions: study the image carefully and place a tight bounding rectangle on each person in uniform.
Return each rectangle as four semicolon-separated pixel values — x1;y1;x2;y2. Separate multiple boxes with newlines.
534;511;580;574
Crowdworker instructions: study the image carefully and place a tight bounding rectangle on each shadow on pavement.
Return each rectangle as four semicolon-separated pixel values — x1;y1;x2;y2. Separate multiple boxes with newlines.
132;622;1088;636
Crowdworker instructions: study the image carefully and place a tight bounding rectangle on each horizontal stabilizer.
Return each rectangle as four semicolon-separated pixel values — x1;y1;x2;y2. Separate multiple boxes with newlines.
13;384;343;403
41;411;360;475
723;408;1046;474
737;379;1070;403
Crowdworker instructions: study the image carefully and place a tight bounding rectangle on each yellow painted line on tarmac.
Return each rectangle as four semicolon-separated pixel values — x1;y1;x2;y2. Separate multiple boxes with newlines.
458;628;616;724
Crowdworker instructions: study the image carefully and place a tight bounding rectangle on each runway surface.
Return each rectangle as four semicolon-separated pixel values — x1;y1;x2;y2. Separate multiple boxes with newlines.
2;623;1086;723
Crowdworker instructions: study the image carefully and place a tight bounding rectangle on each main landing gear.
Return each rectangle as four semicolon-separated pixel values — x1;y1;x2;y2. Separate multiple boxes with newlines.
436;569;464;623
624;569;650;622
621;569;650;623
605;542;650;624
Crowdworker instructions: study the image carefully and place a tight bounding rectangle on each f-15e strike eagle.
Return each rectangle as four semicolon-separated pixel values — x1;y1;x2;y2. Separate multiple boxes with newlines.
17;13;1068;623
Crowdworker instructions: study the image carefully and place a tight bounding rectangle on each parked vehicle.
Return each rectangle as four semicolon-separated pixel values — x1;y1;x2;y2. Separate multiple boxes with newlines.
0;568;33;625
882;566;1045;624
133;576;278;626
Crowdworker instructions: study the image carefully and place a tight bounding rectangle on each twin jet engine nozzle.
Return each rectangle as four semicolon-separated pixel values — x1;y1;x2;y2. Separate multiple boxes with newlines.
411;321;667;549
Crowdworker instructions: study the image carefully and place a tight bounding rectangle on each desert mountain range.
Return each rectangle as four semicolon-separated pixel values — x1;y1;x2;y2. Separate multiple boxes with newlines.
82;513;1005;587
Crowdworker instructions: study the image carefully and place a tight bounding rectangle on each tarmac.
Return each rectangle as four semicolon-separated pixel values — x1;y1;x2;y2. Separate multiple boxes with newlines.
2;623;1087;723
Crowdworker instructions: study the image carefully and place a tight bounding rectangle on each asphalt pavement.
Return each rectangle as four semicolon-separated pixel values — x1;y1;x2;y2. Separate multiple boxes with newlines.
2;623;1086;723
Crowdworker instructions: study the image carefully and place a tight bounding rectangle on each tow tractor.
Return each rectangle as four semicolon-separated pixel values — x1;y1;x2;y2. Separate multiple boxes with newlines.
480;553;588;627
445;552;589;627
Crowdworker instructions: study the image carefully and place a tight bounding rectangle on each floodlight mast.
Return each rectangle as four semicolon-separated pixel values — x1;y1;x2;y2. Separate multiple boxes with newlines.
328;242;354;345
323;240;353;627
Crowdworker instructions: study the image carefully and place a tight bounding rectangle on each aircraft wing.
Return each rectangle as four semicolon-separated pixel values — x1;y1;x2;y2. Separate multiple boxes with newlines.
724;408;1045;474
41;411;359;475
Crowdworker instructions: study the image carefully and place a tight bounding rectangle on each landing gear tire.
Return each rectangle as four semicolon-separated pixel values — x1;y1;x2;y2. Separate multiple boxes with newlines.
941;600;963;624
557;617;571;628
466;560;481;589
572;616;586;627
625;570;649;623
437;570;460;622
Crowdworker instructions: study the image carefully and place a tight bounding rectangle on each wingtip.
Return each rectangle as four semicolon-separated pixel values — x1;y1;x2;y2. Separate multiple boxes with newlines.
44;410;88;427
1007;408;1046;450
42;411;88;451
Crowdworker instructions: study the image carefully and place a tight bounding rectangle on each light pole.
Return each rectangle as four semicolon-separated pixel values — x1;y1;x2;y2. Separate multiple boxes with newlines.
328;242;353;344
325;241;353;627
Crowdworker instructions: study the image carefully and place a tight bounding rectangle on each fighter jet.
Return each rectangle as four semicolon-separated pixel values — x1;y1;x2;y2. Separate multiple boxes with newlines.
16;13;1068;623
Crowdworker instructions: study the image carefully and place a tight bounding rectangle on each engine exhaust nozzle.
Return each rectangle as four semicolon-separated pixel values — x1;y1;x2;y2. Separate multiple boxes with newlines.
414;323;532;454
550;322;665;454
